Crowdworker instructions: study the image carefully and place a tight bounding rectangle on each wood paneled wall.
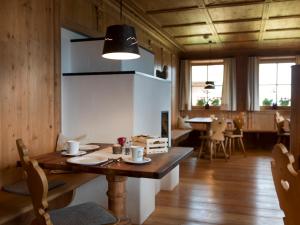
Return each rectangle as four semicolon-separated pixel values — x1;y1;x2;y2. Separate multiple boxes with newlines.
0;0;60;170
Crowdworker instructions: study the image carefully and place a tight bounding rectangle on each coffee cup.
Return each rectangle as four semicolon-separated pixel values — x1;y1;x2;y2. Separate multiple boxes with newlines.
67;140;80;155
131;146;144;162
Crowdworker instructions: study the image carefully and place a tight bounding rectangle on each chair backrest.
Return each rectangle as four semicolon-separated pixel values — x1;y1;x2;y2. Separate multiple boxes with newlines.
210;119;226;141
275;112;286;134
232;112;245;135
271;143;300;225
16;139;52;225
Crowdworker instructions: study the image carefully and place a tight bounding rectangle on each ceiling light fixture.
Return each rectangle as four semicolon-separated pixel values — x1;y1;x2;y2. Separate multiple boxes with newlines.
102;0;140;60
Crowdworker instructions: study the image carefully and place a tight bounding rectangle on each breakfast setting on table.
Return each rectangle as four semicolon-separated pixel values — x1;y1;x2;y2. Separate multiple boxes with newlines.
58;135;169;167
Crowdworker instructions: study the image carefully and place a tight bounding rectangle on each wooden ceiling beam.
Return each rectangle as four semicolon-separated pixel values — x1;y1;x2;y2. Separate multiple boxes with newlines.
174;33;211;39
269;14;300;20
266;28;300;32
146;6;199;15
174;30;259;39
214;17;262;24
259;1;271;40
161;22;207;28
205;0;265;8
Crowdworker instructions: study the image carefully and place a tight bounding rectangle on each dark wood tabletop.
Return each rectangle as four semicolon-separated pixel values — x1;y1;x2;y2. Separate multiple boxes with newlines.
34;144;193;179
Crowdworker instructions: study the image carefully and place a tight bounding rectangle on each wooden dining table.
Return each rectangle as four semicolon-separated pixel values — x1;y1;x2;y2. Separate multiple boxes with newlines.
34;144;193;224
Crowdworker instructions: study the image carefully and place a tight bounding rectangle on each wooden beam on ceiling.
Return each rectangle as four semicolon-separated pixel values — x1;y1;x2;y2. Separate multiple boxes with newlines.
205;0;265;8
264;37;300;41
174;30;259;39
266;28;300;32
213;17;262;24
174;33;212;38
258;1;271;40
146;6;199;15
269;14;300;20
161;22;207;28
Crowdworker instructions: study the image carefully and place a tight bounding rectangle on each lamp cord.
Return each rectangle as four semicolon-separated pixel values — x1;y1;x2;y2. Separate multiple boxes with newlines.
120;0;123;23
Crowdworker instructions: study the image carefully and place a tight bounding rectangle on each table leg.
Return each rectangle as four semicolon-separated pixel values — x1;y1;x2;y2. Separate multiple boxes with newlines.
106;175;131;225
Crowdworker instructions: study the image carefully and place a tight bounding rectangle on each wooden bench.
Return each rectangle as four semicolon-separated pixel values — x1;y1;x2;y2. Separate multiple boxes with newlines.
0;167;99;225
171;129;192;146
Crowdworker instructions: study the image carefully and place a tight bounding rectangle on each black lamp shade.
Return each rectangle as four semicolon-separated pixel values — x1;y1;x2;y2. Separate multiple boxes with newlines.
102;24;140;60
204;81;215;89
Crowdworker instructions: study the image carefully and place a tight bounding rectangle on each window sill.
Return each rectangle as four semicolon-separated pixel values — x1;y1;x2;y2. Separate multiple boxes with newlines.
191;106;222;111
260;106;291;111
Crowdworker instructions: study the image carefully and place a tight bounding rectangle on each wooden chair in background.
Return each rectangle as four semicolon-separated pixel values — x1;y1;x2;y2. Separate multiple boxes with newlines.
271;143;300;225
198;119;228;161
225;113;246;157
275;112;290;145
16;139;118;225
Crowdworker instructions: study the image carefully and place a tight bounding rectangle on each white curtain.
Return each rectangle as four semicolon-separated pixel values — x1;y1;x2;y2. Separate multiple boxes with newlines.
221;58;237;111
179;60;192;111
296;55;300;64
247;57;260;111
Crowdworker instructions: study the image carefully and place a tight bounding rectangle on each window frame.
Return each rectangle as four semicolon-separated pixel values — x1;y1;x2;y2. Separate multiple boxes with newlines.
258;57;295;110
190;61;225;110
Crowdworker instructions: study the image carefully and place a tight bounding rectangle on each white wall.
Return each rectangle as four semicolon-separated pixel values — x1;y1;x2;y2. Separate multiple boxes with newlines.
62;74;134;143
71;40;122;73
61;28;86;73
133;73;172;142
121;47;155;75
70;40;155;75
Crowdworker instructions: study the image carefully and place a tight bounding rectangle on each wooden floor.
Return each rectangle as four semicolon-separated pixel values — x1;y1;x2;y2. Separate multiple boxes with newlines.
144;150;284;225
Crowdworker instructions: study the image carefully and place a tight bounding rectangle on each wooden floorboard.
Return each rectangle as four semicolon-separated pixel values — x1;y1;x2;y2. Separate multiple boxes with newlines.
143;150;284;225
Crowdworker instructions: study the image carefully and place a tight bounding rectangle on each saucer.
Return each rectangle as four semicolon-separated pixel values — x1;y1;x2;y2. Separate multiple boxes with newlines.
80;144;100;151
61;150;87;156
66;156;108;166
122;157;151;164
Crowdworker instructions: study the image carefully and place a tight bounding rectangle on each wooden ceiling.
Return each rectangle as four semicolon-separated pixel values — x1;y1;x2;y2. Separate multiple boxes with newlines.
128;0;300;53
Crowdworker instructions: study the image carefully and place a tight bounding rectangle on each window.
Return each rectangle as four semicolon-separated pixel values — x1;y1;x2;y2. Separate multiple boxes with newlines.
191;62;224;107
259;60;295;107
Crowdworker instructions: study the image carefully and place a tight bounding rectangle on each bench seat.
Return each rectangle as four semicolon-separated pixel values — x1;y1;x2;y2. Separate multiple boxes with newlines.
171;129;192;146
0;169;99;225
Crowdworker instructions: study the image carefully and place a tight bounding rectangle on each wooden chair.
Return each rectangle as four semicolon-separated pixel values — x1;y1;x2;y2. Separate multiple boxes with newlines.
16;139;118;225
271;143;300;225
275;112;290;145
198;119;228;161
224;113;246;157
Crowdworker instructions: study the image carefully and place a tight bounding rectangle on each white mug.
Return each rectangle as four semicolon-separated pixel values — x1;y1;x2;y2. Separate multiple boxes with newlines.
67;140;80;155
131;146;144;162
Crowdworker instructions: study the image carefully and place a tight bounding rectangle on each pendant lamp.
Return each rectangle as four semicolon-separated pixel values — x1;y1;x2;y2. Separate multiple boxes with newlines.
204;40;215;89
102;0;140;60
204;81;215;89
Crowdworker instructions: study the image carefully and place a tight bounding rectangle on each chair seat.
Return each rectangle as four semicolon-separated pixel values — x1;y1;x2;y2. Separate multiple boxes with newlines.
49;202;118;225
225;133;242;138
278;132;290;136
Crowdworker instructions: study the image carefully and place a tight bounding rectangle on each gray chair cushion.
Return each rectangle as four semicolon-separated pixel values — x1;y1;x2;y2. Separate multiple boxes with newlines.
49;202;118;225
2;179;65;196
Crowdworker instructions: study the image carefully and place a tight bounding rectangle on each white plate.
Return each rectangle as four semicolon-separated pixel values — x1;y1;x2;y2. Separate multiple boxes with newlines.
122;157;152;164
61;150;87;156
66;156;108;166
80;144;100;151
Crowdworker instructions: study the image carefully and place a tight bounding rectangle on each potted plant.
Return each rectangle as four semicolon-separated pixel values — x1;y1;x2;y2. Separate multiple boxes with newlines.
210;98;220;106
197;98;206;107
279;98;290;106
262;98;273;106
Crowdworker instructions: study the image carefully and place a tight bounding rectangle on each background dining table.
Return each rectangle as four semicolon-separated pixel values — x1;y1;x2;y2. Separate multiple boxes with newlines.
34;144;193;225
